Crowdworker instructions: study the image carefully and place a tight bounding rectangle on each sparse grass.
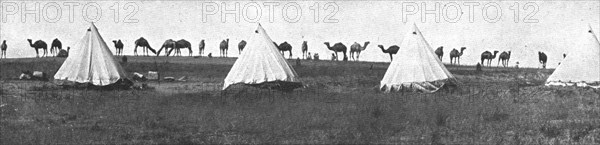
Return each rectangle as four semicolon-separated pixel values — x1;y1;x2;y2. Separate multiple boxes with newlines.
1;56;600;144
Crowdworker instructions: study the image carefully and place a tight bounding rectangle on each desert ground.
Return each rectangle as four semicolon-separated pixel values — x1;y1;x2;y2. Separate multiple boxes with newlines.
1;56;600;144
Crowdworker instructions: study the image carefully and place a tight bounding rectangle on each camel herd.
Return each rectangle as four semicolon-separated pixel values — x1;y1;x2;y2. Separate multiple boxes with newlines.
0;38;557;68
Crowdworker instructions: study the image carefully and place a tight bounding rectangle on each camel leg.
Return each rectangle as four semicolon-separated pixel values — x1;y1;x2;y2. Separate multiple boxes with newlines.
134;46;138;56
458;57;460;66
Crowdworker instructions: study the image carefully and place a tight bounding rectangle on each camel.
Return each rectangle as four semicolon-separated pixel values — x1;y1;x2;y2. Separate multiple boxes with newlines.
350;41;370;61
27;39;48;58
302;41;308;59
324;42;347;61
378;45;400;61
50;38;62;57
539;51;547;69
449;47;467;65
435;46;443;61
480;50;499;67
157;39;176;56
563;53;566;58
498;51;511;67
112;40;124;56
171;39;192;56
198;40;205;56
277;42;293;58
1;40;6;59
134;37;156;56
238;40;247;54
220;39;229;57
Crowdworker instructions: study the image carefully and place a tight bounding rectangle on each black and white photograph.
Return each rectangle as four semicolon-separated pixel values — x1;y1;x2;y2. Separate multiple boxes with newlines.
1;0;600;144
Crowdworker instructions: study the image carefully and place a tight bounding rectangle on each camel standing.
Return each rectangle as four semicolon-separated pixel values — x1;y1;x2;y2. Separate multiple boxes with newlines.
378;45;400;61
112;40;124;56
324;42;347;61
170;39;192;56
1;40;7;58
50;38;62;57
238;40;247;54
302;41;308;59
198;40;205;56
350;41;370;61
27;39;48;58
498;51;511;67
449;47;466;65
539;51;547;69
496;51;511;67
480;50;499;67
220;39;229;57
157;39;176;56
134;37;156;56
1;40;6;59
277;42;293;58
435;46;443;61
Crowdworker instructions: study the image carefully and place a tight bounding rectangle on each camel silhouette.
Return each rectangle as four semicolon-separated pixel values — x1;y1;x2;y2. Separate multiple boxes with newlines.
378;45;400;62
157;39;176;56
50;38;62;57
480;50;499;67
198;40;205;56
498;51;511;67
324;42;347;61
112;40;124;56
238;40;247;54
538;51;547;69
134;37;156;56
27;39;48;58
350;41;370;61
450;47;466;65
220;39;229;57
1;40;6;59
435;46;443;61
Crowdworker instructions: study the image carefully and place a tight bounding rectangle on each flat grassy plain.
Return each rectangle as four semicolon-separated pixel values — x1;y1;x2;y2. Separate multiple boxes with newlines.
2;56;600;144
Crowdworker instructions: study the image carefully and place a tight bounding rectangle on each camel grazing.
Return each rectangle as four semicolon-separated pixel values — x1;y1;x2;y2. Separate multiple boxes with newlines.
1;40;6;59
277;42;293;58
350;41;370;61
498;51;511;67
480;50;499;67
173;39;192;56
134;37;156;56
378;45;400;61
538;51;547;69
112;40;124;56
198;40;205;56
50;38;62;57
324;42;347;61
27;39;48;58
157;39;176;56
435;46;443;61
238;40;247;54
220;39;229;57
302;41;308;59
449;47;467;65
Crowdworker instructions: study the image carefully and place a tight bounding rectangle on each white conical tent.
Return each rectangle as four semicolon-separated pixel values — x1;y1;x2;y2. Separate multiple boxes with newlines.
54;23;129;86
222;24;300;90
546;26;600;88
380;23;456;93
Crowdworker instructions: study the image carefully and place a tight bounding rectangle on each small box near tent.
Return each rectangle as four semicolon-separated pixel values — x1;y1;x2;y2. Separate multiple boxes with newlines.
147;71;159;80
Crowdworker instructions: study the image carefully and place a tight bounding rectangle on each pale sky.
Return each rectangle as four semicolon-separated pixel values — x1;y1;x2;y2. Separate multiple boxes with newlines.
1;0;599;68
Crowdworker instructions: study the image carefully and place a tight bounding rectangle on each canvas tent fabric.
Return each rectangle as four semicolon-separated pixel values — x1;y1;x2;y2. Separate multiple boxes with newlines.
546;26;600;88
222;24;301;90
54;23;130;86
380;23;456;93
